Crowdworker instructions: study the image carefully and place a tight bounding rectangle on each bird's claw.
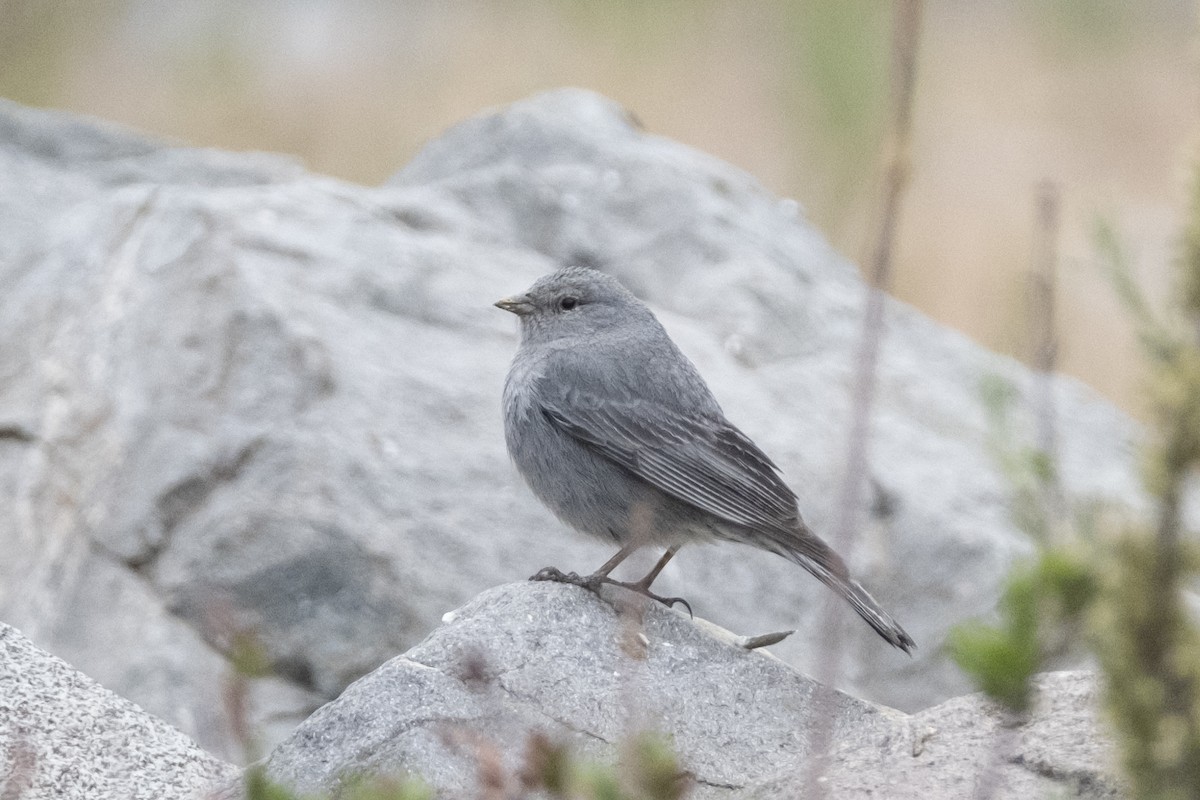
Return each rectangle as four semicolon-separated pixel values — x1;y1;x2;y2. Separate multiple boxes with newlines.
530;567;693;616
530;566;569;582
661;595;694;618
531;566;590;587
609;580;694;618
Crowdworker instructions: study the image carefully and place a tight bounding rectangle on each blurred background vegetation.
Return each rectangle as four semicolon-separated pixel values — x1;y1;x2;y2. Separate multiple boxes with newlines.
2;0;1195;415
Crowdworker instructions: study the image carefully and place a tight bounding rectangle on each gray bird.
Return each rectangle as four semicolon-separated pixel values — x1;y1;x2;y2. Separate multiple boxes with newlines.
495;267;914;653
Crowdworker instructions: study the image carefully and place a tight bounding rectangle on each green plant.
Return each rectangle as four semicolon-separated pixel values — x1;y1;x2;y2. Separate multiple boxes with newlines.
233;730;686;800
240;765;433;800
521;731;688;800
949;164;1200;799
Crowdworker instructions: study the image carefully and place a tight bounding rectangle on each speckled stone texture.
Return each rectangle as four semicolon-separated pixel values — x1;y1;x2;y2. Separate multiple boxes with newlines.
0;622;236;800
260;581;1123;799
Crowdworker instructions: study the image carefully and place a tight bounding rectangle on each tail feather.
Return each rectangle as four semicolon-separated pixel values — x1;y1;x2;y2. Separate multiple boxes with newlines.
839;575;916;654
759;525;916;653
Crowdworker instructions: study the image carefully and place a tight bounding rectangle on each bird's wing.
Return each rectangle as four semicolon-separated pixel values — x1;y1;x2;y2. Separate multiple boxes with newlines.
539;381;917;654
539;389;801;533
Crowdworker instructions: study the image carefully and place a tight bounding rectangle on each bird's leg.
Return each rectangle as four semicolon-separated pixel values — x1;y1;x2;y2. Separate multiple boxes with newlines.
531;544;692;615
630;545;679;590
592;543;638;578
608;546;693;616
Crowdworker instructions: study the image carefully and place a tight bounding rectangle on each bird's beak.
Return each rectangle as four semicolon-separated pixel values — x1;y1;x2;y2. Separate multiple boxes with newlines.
494;294;534;316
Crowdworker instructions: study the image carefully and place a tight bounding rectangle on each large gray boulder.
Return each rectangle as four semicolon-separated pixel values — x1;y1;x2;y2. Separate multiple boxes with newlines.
0;89;1144;762
261;581;1122;799
0;621;236;800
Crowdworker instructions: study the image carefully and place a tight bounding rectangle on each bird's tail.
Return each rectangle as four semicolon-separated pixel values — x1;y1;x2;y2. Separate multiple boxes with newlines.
765;527;916;654
833;573;916;654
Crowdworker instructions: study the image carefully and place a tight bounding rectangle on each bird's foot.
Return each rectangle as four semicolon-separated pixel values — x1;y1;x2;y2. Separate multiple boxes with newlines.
529;566;606;593
607;579;694;618
529;567;693;616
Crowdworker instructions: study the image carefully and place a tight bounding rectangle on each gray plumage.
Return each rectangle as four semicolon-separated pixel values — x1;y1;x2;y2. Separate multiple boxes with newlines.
496;266;914;653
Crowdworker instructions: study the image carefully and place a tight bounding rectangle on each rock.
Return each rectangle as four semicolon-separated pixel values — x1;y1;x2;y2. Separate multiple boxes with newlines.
0;88;1145;763
0;621;236;800
0;100;327;762
760;670;1123;798
0;99;305;271
260;581;1122;799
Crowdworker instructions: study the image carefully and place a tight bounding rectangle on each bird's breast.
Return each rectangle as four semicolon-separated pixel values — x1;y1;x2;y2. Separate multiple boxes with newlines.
501;353;544;424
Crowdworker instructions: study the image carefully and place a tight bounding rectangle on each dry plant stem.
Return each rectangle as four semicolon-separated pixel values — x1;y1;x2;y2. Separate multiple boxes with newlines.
223;671;252;764
1031;181;1061;463
616;506;657;756
1030;181;1065;543
0;736;36;800
972;715;1024;800
804;1;923;796
968;182;1066;800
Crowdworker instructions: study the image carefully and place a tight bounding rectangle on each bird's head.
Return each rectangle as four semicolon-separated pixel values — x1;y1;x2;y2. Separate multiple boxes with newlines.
494;267;650;347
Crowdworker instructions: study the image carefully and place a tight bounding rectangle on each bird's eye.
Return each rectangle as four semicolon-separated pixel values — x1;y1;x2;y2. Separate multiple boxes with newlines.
558;296;579;311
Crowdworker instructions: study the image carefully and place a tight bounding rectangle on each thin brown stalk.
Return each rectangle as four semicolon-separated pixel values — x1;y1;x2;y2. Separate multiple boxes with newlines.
969;182;1064;800
1031;181;1061;466
805;1;923;795
0;736;36;800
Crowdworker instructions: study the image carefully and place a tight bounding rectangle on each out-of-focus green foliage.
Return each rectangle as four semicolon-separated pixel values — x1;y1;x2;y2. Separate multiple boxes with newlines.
236;730;686;800
229;630;273;679
1019;0;1144;57
1090;530;1200;800
1181;165;1200;318
778;0;890;239
243;765;303;800
525;730;689;800
1095;162;1200;799
242;765;434;800
1094;219;1154;334
554;0;718;54
952;160;1200;799
948;543;1094;714
783;0;889;146
979;373;1060;544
